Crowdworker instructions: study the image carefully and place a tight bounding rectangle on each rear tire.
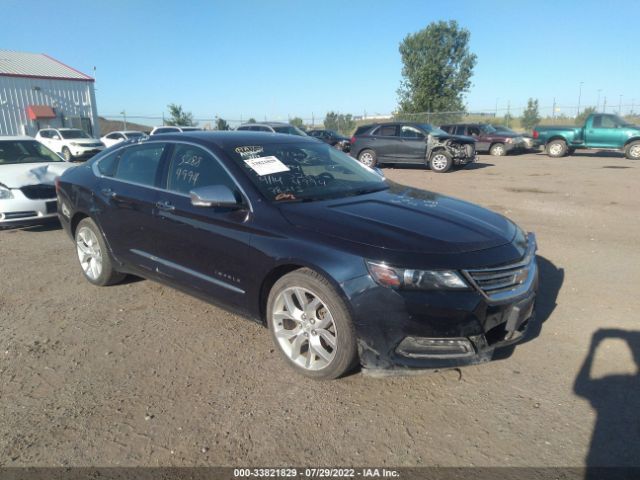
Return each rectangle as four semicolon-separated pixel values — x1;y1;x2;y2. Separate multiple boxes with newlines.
490;143;506;156
429;151;453;173
267;268;358;380
358;149;377;168
546;140;568;158
75;218;125;286
624;141;640;160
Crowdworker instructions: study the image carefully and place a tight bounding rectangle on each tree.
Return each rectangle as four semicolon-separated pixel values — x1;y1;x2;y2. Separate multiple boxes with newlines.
289;117;305;129
247;117;256;123
216;118;229;131
323;111;356;135
521;98;541;130
575;106;597;126
397;20;476;115
165;103;195;126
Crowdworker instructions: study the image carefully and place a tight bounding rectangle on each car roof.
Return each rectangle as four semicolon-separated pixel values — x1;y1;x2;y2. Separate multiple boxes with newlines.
105;130;144;135
136;130;319;148
0;136;36;141
238;122;291;127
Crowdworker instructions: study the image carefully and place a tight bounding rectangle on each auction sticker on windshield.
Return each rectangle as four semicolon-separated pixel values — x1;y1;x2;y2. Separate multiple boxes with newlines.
244;156;290;176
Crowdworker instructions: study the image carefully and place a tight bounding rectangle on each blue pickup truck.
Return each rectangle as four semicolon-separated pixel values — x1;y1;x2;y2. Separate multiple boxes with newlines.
533;113;640;160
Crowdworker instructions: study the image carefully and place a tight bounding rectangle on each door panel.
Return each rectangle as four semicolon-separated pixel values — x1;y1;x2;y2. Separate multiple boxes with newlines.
152;143;256;310
586;115;626;148
93;142;167;271
396;125;427;161
370;125;399;159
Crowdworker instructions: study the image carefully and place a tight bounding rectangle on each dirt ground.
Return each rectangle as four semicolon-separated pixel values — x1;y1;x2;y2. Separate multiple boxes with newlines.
1;150;639;468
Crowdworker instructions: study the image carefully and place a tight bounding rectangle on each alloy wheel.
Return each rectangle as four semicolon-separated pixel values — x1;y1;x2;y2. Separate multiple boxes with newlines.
431;154;449;171
271;287;337;371
630;144;640;159
549;144;563;156
359;152;374;167
76;226;103;280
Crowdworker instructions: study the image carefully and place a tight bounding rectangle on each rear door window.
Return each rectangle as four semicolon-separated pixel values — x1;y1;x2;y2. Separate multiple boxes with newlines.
375;125;399;137
165;143;237;195
114;143;166;186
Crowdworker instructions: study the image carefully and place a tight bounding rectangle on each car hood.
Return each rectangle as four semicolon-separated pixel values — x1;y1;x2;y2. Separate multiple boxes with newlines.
278;183;517;255
69;139;101;145
0;162;74;188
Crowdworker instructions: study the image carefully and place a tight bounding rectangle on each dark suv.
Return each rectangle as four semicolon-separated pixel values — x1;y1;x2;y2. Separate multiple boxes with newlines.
350;122;476;173
439;124;526;156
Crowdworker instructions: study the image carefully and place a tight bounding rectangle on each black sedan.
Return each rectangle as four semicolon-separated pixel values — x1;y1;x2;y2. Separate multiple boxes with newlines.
56;132;538;379
307;129;351;152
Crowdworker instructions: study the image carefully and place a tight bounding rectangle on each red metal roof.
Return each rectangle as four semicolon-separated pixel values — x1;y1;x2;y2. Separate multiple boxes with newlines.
0;50;94;82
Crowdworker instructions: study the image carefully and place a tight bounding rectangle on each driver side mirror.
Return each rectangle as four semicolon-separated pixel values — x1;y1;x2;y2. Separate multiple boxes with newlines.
190;185;243;209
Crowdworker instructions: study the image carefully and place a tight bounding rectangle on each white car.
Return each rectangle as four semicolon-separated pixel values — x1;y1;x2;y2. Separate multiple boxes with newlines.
0;137;74;227
36;128;105;161
100;130;146;148
149;126;202;135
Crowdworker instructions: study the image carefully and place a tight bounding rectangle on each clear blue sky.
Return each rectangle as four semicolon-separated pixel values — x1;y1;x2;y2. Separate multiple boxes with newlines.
2;0;637;122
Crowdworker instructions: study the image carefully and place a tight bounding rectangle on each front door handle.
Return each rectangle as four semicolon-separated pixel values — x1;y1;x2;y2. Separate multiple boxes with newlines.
155;201;175;212
101;188;117;198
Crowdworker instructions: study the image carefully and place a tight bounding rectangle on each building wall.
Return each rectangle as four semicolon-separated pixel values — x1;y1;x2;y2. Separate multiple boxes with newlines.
0;75;99;137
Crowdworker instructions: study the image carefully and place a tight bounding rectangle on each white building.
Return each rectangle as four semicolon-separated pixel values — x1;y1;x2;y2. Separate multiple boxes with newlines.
0;50;99;137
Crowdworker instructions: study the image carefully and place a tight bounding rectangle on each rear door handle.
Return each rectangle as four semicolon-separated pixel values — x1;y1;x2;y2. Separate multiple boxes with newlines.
155;201;175;212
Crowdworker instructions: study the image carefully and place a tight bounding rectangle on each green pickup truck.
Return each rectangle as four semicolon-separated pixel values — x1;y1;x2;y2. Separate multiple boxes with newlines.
533;113;640;159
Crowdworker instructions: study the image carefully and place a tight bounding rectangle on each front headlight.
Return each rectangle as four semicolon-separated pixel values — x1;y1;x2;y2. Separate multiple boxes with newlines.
0;184;14;199
366;261;468;290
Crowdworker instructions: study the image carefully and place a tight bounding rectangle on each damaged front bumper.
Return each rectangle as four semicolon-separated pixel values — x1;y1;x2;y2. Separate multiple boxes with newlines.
344;234;538;374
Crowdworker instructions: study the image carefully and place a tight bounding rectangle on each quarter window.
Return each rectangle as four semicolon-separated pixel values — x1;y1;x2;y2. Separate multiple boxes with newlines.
166;144;237;195
114;143;165;186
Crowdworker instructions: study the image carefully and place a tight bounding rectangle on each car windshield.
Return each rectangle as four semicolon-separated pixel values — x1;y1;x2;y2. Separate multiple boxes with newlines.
0;140;63;165
612;115;635;127
273;126;307;136
480;125;497;134
60;129;91;139
125;132;144;138
494;126;515;134
418;124;448;135
225;141;387;202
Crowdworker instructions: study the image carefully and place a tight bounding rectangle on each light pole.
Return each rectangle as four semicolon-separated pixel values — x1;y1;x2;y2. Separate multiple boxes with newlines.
495;98;499;117
577;81;584;117
618;95;623;114
120;110;127;130
596;89;602;112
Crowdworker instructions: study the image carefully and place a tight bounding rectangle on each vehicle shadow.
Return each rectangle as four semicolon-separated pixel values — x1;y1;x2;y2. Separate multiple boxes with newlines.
0;221;62;233
574;329;640;474
493;255;564;360
381;162;495;171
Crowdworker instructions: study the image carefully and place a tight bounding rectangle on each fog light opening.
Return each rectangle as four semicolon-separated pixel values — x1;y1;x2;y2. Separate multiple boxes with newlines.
396;337;475;359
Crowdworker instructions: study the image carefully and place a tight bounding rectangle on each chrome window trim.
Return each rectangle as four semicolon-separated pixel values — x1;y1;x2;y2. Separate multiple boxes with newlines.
91;139;254;212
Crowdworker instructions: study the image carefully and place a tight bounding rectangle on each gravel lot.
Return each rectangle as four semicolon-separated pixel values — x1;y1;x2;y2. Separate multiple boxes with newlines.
1;151;639;468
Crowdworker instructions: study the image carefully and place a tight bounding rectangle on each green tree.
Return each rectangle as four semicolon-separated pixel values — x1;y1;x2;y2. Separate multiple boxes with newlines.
165;103;195;126
575;106;597;126
289;117;305;129
216;118;229;130
521;98;541;130
323;112;356;135
247;117;256;123
397;20;476;115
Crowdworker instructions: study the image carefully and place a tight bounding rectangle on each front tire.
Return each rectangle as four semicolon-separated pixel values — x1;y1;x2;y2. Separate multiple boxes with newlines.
267;268;358;380
546;140;568;158
625;141;640;160
358;149;378;168
429;151;453;173
62;146;73;161
75;218;125;286
490;143;506;156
